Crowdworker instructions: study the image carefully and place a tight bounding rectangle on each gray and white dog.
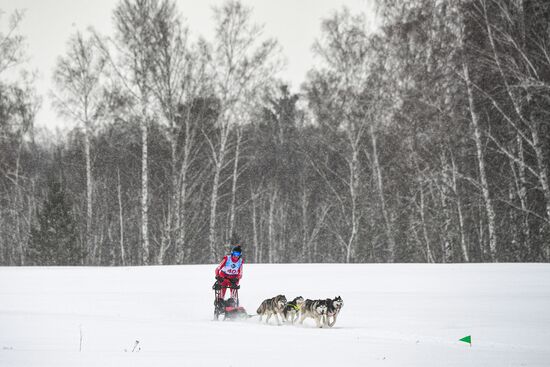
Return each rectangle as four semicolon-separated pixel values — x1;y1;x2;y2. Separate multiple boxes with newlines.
257;295;287;325
282;296;305;324
299;299;328;328
325;296;344;327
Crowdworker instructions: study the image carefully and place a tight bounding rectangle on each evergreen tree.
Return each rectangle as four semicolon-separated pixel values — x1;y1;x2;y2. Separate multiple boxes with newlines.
27;174;81;265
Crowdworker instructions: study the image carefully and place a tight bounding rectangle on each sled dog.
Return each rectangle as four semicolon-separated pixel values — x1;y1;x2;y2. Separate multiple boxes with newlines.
299;299;328;328
282;296;305;324
325;296;344;327
257;295;287;325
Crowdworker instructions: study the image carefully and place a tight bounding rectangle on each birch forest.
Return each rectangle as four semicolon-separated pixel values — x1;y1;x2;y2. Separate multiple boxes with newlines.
1;0;549;265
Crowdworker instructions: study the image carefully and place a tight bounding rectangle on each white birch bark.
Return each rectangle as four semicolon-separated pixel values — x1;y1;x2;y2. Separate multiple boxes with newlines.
228;128;242;239
346;146;359;264
141;106;150;265
301;183;309;262
419;182;435;263
84;120;94;263
207;1;278;261
440;151;453;263
117;168;125;266
208;129;228;261
268;189;277;263
451;152;469;262
177;139;191;263
14;142;26;265
251;187;259;263
370;124;395;262
530;125;550;259
516;136;530;246
482;1;550;258
463;62;498;261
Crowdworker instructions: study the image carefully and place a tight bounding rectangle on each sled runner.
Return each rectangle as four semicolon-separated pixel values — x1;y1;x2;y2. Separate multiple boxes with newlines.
212;277;249;320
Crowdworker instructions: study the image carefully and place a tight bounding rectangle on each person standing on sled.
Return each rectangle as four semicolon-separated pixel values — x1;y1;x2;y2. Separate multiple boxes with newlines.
215;245;243;300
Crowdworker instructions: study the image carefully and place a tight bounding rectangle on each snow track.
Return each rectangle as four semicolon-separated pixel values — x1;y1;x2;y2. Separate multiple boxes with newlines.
1;263;549;366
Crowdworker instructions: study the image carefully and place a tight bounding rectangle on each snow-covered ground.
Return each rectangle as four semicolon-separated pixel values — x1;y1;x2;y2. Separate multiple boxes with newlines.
1;263;549;366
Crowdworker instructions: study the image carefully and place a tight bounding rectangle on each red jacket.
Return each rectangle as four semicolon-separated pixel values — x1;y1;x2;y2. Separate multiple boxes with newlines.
215;255;244;279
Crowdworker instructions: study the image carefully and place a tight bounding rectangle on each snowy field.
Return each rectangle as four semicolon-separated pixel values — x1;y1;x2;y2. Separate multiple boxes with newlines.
1;263;550;366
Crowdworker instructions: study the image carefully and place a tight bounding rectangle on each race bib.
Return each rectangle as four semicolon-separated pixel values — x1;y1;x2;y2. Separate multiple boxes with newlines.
222;257;242;275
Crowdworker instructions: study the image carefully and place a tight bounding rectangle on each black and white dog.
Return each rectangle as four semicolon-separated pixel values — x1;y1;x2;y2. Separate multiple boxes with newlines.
282;296;305;324
325;296;344;327
299;299;328;328
257;295;287;325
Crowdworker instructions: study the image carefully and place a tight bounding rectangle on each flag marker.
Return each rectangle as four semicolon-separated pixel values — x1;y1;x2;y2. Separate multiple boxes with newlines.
459;335;472;347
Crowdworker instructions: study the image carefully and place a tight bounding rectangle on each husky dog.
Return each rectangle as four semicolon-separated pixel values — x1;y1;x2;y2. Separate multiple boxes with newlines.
299;299;328;328
325;296;344;327
257;295;287;325
282;296;305;324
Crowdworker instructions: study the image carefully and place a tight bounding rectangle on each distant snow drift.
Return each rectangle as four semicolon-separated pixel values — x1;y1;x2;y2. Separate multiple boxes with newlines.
1;264;550;366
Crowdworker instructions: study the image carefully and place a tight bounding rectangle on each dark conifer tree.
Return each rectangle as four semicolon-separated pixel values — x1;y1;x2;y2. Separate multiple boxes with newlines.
27;173;81;265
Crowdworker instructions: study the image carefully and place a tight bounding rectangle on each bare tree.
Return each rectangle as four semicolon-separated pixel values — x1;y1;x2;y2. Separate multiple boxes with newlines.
94;0;167;264
205;0;279;261
147;1;210;264
478;0;550;258
227;126;242;240
0;10;25;75
112;167;125;265
462;61;498;261
306;9;376;262
0;10;39;265
52;31;106;263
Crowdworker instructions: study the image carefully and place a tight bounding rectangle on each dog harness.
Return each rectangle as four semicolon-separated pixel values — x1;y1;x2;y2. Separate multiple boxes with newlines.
221;256;242;276
288;303;301;311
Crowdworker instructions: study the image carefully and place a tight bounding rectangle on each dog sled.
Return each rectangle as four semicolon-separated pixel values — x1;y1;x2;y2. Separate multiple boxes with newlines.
212;277;249;321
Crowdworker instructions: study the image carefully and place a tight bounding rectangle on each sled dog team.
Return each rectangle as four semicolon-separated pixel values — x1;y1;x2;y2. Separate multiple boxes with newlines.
256;295;344;328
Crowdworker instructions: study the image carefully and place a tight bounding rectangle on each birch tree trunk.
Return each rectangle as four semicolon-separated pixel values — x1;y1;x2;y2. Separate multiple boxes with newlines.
117;168;125;266
251;187;259;263
84;121;94;264
440;151;453;263
175;104;205;264
463;62;498;261
419;182;435;263
260;199;265;263
516;135;530;251
346;148;358;263
228;127;242;239
141;109;150;265
14;142;25;265
531;126;550;221
52;31;104;264
481;0;550;258
268;189;277;263
305;204;330;263
370;124;395;262
208;123;230;261
301;182;309;262
208;131;227;262
0;209;4;264
451;151;469;262
207;1;278;261
530;123;550;259
177;139;191;263
157;136;177;265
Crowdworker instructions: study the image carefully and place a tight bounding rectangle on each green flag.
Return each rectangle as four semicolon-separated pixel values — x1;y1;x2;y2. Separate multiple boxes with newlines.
459;335;472;345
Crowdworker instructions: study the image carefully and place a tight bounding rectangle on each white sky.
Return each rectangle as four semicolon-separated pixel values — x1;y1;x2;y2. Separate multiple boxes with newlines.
0;0;378;131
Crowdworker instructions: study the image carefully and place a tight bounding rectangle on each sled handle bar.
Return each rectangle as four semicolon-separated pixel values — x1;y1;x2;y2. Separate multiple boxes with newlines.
218;285;240;290
213;282;240;290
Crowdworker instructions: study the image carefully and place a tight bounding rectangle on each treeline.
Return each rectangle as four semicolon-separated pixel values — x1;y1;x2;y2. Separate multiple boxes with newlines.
1;0;549;266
